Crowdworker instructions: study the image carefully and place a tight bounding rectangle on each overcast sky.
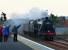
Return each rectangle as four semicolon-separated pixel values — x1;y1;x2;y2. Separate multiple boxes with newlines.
0;0;68;19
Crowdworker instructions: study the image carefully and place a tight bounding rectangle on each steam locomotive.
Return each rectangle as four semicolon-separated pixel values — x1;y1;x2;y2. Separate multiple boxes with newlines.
23;17;56;41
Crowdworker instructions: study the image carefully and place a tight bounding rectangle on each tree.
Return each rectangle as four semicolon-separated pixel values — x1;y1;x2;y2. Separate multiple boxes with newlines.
0;12;7;25
1;12;7;21
49;14;59;25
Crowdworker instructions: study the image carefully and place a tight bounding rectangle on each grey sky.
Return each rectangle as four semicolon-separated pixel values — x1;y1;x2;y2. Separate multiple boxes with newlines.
0;0;68;19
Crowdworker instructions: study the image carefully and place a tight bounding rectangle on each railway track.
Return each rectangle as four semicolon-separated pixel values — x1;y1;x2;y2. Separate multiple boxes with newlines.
55;40;68;46
44;36;68;50
54;37;68;47
42;36;68;50
42;40;68;50
21;34;68;50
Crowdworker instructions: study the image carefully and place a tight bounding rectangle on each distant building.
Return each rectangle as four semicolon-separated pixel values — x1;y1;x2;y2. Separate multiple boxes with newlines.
59;16;65;24
64;19;68;27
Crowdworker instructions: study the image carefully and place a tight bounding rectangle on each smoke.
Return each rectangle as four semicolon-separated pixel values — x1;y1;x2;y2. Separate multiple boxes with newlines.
4;8;48;35
10;7;48;20
5;7;48;26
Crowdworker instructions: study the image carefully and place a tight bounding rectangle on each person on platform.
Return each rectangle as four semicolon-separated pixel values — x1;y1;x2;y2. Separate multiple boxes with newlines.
12;25;21;42
2;25;10;42
0;24;3;42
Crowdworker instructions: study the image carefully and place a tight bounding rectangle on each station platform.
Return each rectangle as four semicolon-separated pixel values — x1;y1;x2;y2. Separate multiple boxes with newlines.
0;36;33;50
0;35;54;50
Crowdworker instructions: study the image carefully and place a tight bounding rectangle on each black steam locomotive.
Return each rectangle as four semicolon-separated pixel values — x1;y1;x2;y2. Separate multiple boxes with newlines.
23;17;56;41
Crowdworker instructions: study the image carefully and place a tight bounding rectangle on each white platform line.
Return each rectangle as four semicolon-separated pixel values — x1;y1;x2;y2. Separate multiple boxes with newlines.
17;35;55;50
